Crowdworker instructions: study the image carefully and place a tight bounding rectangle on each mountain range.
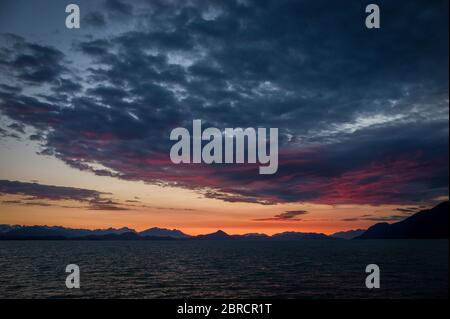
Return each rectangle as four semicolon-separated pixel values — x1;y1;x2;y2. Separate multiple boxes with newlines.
331;229;366;239
0;226;334;241
139;227;190;239
356;201;449;239
0;202;447;240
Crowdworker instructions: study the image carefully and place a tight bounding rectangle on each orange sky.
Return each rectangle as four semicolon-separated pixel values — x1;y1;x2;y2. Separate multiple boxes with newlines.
0;132;443;236
0;197;416;235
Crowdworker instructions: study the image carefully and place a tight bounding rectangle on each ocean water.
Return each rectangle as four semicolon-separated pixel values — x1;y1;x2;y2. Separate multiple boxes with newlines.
0;240;447;299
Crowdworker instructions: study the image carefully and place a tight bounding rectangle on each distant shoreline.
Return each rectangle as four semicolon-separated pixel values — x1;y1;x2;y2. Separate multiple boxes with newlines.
1;201;448;241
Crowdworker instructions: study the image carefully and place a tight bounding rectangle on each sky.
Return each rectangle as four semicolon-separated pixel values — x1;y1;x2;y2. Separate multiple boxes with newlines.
0;0;448;235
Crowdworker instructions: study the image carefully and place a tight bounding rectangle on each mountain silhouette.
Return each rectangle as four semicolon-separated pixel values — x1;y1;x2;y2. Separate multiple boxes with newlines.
1;203;447;241
1;225;135;238
0;224;20;233
139;227;190;239
74;232;175;241
234;233;270;240
331;229;366;239
2;225;90;238
271;231;332;240
356;202;449;239
195;230;231;240
73;232;142;240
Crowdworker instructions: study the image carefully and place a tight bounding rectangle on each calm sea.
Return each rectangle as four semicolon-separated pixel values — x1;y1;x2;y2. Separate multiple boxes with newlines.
0;240;448;298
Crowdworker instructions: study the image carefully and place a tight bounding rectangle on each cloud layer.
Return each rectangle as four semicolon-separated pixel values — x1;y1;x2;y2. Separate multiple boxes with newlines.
0;0;448;206
0;180;128;211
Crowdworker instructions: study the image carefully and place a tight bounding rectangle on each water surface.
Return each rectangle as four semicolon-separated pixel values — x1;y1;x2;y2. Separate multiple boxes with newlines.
0;240;447;298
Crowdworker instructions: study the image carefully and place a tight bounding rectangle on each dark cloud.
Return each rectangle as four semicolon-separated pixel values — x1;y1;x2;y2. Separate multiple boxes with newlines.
87;198;130;211
254;210;308;222
104;0;133;19
29;134;44;141
342;213;413;222
125;199;140;203
12;45;66;84
0;0;448;206
79;39;110;56
341;217;360;222
1;200;22;204
394;207;421;213
54;78;83;94
342;206;429;222
363;215;411;222
0;126;20;140
0;83;21;93
7;122;25;134
84;12;107;28
0;180;128;211
0;179;104;202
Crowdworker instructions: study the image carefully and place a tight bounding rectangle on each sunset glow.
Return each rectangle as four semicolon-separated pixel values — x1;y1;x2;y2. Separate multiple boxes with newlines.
1;0;448;236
